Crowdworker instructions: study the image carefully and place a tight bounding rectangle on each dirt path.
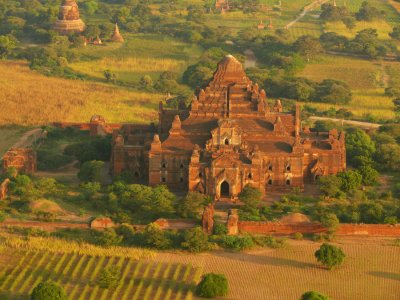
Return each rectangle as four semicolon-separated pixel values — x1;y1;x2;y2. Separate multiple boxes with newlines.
285;0;329;29
12;128;43;148
309;116;382;129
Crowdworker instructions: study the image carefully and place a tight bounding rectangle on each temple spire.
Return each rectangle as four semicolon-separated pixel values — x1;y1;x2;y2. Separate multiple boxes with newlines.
111;23;124;43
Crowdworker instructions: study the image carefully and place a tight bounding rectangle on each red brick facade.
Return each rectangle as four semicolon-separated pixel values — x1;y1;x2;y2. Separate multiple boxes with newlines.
111;55;346;199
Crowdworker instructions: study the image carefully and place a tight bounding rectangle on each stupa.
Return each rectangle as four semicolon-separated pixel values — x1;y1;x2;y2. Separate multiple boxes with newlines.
111;23;124;43
53;0;85;34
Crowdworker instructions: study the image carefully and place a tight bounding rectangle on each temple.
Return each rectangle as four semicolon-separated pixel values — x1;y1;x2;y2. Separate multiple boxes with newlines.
111;55;346;200
111;23;124;43
53;0;85;34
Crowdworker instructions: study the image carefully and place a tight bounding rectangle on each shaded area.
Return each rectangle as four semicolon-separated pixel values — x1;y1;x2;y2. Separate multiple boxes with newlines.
368;271;400;281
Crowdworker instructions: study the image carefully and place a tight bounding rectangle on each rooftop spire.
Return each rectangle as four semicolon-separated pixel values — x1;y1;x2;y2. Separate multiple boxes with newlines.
111;23;124;43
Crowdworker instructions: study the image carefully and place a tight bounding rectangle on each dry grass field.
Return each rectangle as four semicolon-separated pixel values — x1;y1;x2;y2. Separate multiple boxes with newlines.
156;238;400;300
298;55;398;120
0;61;163;125
0;126;31;157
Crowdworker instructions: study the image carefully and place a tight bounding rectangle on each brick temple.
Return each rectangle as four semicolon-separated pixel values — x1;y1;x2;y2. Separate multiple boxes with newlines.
53;0;85;34
111;55;346;199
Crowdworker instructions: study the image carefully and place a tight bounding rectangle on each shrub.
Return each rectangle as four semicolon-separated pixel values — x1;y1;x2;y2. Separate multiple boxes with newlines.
92;228;123;247
221;234;254;251
181;227;210;253
78;160;105;183
293;232;303;240
213;223;228;235
97;266;121;289
315;243;346;270
301;290;330;300
143;223;171;250
320;213;339;235
252;235;287;249
31;281;66;300
196;273;228;298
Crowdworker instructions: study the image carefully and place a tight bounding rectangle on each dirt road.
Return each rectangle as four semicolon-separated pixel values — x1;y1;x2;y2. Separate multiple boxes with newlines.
309;116;382;129
285;0;329;29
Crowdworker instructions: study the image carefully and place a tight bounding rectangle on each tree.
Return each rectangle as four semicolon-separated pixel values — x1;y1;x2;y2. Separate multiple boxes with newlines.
356;1;385;21
358;165;379;186
97;266;121;289
196;273;228;298
314;243;345;269
31;281;67;300
320;213;339;235
313;120;337;132
143;223;171;249
238;185;262;213
342;16;356;31
390;25;400;40
78;160;105;183
301;291;330;300
294;35;324;61
337;170;362;192
139;75;153;90
345;128;375;167
92;228;123;247
0;35;16;59
181;227;210;253
177;192;206;218
315;79;351;104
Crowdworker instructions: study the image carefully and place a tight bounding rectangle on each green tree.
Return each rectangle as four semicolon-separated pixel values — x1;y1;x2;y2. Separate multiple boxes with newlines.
318;175;342;197
358;165;379;186
196;273;228;298
78;160;105;183
356;1;385;21
390;25;400;40
345;128;375;167
104;69;117;83
143;223;171;250
92;228;123;247
294;35;324;61
0;35;16;59
181;227;210;253
97;266;121;289
31;281;66;300
314;243;345;269
239;185;262;212
139;75;153;90
177;192;206;218
301;291;330;300
320;213;339;235
337;170;362;192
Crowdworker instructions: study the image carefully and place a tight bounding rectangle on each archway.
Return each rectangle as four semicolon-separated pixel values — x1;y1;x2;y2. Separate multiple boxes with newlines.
220;181;230;198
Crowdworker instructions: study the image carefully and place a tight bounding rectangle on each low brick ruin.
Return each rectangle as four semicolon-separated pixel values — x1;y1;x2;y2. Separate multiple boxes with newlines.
2;148;37;174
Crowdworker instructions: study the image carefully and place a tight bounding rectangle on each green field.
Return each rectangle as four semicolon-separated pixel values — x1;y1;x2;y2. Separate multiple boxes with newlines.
299;55;399;120
0;248;201;300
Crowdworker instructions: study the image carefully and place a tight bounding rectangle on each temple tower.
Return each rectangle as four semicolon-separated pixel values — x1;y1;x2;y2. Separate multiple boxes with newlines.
111;23;124;43
53;0;85;34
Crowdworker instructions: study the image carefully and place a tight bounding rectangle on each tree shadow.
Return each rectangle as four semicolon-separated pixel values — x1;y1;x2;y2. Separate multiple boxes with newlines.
212;251;318;270
367;271;400;281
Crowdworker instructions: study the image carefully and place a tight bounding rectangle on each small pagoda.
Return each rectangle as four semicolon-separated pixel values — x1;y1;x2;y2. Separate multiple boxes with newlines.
111;23;124;43
53;0;85;34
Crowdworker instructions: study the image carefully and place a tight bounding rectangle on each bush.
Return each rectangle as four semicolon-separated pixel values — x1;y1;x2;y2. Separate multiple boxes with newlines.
293;232;303;240
97;266;121;289
213;223;228;235
301;290;330;300
31;281;66;300
143;223;171;250
221;234;254;251
320;213;339;235
78;160;105;183
315;243;346;270
196;273;228;298
92;228;122;247
181;227;210;253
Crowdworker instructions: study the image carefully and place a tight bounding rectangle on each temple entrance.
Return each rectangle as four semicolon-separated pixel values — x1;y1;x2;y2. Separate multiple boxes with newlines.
220;181;230;197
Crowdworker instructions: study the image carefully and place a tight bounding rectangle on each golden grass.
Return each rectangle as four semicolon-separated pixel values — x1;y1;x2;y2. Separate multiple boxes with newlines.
324;20;393;39
70;56;186;81
155;238;400;300
1;235;156;260
0;61;163;125
0;126;30;157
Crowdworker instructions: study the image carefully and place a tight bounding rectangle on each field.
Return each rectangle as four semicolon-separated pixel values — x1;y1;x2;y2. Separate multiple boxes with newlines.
0;61;163;125
155;238;400;300
324;20;394;39
69;34;203;84
299;55;399;120
0;236;200;300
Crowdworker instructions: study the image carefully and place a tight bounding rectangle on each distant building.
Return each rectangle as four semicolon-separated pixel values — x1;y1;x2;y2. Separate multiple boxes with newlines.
111;23;124;43
215;0;230;11
53;0;85;34
257;21;265;30
111;55;346;200
93;36;102;45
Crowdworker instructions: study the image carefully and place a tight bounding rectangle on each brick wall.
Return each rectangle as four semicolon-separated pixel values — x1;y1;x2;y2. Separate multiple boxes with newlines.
237;221;400;237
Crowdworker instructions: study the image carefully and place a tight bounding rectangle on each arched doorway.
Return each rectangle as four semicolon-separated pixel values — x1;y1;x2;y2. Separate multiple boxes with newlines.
220;181;230;198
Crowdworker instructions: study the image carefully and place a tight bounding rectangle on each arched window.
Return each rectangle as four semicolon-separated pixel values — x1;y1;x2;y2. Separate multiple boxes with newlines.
268;165;273;171
286;165;291;172
180;163;184;169
268;179;273;185
286;179;291;186
199;172;203;178
161;162;166;169
224;139;229;145
248;173;252;179
162;177;166;183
